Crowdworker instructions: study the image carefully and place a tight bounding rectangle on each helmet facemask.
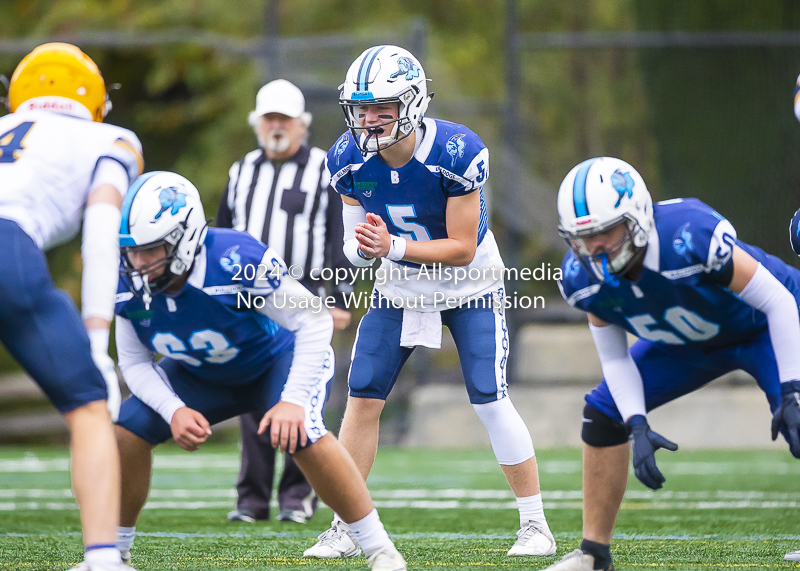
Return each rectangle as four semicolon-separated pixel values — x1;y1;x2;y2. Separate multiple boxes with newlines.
120;225;186;309
341;87;419;154
560;215;648;285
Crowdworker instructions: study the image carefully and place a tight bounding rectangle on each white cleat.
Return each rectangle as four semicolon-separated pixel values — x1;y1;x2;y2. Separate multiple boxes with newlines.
67;563;136;571
786;550;800;561
303;521;362;558
507;521;557;557
120;551;131;566
540;549;614;571
366;544;406;571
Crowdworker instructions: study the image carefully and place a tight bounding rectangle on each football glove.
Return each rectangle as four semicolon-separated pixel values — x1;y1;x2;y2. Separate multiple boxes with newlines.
771;380;800;458
626;414;679;490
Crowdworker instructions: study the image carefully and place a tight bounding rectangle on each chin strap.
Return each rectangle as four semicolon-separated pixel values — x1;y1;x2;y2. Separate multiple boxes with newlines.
141;275;152;310
599;254;620;287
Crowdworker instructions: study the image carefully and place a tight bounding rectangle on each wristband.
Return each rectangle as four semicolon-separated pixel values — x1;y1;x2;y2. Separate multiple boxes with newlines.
387;236;407;262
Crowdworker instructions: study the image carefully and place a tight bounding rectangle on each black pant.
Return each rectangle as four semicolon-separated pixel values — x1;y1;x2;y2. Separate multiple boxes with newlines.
234;411;316;520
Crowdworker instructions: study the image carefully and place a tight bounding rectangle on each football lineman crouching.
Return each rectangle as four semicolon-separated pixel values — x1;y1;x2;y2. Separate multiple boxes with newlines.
541;157;800;571
112;171;406;571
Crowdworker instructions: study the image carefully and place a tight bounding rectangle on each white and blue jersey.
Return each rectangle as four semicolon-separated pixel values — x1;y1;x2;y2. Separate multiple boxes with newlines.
559;198;800;422
114;228;335;445
327;117;504;309
559;198;800;349
115;228;294;385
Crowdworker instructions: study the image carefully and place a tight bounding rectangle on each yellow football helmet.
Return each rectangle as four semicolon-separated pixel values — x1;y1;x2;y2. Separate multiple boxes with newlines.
8;43;108;122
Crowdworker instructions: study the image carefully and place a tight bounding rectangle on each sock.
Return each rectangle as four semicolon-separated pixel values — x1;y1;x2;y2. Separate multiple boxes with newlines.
347;508;392;554
117;526;136;552
580;538;613;570
84;544;121;567
516;493;548;528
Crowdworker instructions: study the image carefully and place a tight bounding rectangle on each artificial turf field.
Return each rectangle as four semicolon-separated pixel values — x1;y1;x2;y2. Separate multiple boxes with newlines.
1;445;799;570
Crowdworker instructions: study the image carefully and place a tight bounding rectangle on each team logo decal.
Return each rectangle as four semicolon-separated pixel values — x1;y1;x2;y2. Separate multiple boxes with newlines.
334;134;349;165
155;187;187;219
565;253;581;279
672;222;695;258
221;245;241;274
390;57;420;81
446;134;466;167
610;169;635;207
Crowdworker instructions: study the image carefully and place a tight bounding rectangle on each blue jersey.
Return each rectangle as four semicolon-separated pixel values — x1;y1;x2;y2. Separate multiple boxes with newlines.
327;117;505;308
559;198;800;349
328;117;490;259
115;228;294;385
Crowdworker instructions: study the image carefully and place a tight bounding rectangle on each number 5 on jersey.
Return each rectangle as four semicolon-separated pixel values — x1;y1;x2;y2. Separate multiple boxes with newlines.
386;204;431;241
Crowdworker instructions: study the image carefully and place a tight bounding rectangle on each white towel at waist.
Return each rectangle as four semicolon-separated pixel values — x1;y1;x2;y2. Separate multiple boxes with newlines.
400;309;442;349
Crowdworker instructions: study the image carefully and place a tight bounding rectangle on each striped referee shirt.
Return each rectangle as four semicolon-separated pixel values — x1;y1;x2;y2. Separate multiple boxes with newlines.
216;144;352;307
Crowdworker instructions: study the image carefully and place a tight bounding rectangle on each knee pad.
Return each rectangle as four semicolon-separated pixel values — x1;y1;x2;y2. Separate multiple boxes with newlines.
472;398;535;465
581;405;628;447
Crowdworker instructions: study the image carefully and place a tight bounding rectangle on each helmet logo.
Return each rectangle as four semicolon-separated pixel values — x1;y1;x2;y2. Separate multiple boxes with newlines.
610;169;635;207
565;253;581;278
334;134;350;165
390;57;420;81
155;187;188;220
446;134;466;167
672;223;695;258
221;245;242;274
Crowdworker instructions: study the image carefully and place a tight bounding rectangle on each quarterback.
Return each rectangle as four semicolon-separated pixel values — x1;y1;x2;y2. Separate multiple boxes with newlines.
0;43;143;571
112;171;406;571
543;157;800;571
305;45;556;560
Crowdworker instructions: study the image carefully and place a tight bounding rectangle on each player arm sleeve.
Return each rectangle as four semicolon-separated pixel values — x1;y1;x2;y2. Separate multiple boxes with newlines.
737;263;800;382
80;159;130;322
115;316;187;424
248;254;334;407
342;202;375;267
324;184;353;308
589;322;647;421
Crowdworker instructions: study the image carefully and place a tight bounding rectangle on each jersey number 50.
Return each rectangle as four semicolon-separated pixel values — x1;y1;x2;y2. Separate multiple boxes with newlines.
626;306;720;344
151;330;240;366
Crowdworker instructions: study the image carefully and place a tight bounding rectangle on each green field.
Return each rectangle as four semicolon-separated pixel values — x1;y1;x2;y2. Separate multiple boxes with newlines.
1;445;799;570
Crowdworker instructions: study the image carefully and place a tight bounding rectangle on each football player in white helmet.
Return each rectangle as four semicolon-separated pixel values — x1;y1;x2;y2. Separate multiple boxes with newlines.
317;45;557;561
112;172;406;571
0;43;143;571
548;157;800;571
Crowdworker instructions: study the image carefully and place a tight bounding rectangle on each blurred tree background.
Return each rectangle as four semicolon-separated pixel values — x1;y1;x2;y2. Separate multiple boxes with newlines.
1;0;800;377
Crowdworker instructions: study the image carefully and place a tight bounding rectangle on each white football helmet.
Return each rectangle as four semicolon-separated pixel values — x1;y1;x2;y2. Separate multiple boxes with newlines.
557;157;653;282
339;45;432;152
119;171;208;306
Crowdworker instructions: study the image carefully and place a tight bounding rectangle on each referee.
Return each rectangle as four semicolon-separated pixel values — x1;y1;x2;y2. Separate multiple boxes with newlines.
217;79;352;523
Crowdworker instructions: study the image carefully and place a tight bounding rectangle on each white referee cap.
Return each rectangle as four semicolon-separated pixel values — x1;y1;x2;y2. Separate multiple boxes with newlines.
249;79;312;126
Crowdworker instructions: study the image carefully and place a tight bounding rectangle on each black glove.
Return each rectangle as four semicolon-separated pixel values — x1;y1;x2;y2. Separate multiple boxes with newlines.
771;380;800;458
626;415;679;490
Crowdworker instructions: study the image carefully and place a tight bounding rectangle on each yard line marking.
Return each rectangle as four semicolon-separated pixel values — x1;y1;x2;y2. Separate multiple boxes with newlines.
3;498;800;511
5;488;800;501
3;531;800;541
1;456;799;475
